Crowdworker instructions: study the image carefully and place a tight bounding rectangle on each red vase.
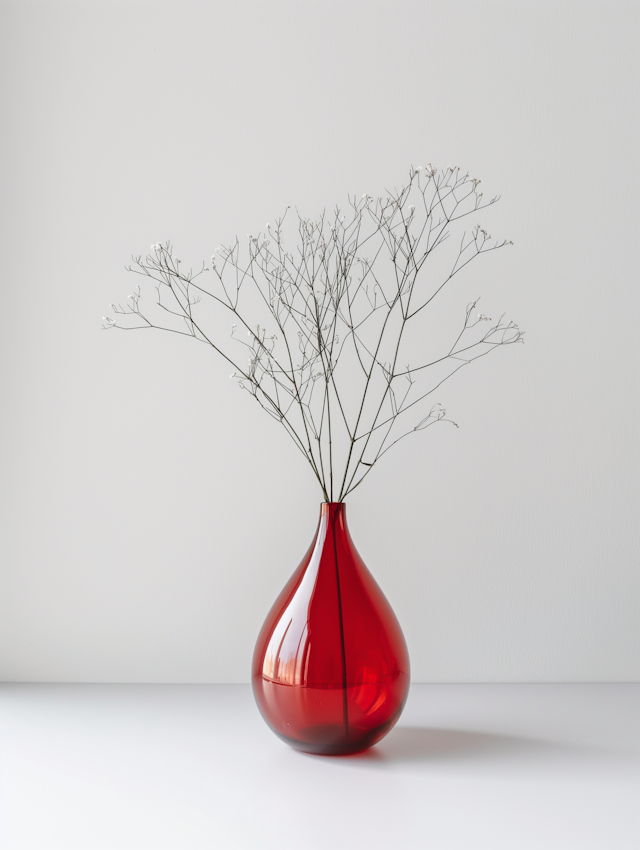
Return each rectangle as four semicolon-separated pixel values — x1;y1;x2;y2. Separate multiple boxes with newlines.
252;502;410;755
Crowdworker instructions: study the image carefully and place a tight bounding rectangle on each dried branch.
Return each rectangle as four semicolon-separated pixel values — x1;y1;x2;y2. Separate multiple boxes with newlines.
103;165;524;501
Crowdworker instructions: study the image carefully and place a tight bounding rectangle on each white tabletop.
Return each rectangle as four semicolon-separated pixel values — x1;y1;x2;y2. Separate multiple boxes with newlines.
1;683;638;849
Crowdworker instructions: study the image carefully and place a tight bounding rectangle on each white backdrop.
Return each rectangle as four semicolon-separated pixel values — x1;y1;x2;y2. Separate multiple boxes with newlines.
1;0;638;683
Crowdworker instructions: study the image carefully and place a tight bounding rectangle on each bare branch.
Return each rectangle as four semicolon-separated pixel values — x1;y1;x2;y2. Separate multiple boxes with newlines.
104;167;522;502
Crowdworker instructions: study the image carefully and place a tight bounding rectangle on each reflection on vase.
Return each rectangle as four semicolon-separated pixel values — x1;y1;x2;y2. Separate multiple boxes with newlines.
252;502;410;755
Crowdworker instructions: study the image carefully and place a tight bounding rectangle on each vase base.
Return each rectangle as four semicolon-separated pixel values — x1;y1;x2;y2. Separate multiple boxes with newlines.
273;720;395;756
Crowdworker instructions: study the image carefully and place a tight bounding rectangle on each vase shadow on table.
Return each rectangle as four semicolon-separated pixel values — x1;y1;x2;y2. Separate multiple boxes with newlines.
315;726;633;773
373;727;559;761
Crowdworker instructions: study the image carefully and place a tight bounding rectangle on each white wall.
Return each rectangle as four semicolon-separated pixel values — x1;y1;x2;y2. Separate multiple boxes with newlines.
1;0;638;683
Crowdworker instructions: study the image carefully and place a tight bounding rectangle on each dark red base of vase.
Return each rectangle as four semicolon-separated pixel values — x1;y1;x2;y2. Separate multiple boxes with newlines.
271;719;400;756
253;673;410;755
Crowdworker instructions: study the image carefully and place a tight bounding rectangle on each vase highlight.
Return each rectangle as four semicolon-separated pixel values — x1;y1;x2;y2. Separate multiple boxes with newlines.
252;503;410;755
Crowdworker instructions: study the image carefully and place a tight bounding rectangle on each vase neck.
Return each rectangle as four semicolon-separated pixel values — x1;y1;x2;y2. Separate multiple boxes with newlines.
319;502;347;533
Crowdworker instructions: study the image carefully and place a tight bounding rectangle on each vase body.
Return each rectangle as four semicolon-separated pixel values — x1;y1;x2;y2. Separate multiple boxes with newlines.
252;503;410;755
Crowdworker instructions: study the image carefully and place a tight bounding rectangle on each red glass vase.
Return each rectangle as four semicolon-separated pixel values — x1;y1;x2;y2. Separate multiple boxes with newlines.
252;502;410;755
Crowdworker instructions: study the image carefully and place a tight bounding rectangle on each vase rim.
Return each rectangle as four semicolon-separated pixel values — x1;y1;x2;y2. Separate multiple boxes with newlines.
320;502;347;519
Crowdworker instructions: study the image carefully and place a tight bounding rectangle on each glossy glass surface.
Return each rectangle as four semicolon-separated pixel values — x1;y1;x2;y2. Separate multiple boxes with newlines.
252;503;410;755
